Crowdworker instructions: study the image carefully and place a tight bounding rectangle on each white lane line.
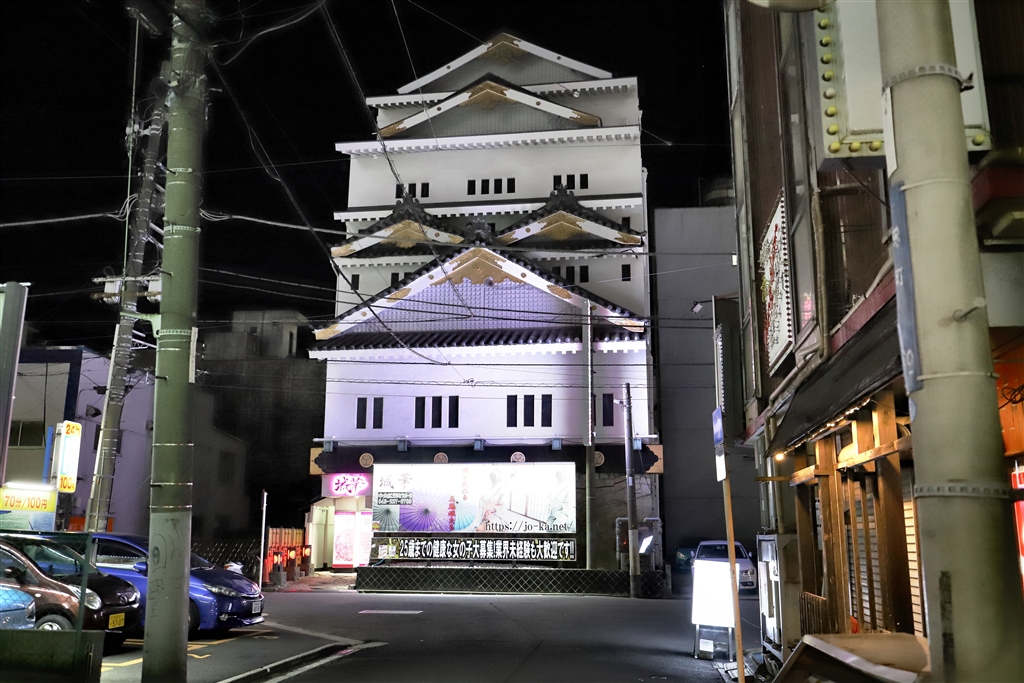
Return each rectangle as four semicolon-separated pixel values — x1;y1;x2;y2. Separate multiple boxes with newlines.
261;620;363;645
358;609;423;614
260;642;388;683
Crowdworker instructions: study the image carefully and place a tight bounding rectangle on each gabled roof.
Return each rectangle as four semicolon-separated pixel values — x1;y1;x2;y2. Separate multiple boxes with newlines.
310;325;643;352
313;244;645;344
331;195;465;259
397;33;612;95
380;75;601;139
497;187;644;247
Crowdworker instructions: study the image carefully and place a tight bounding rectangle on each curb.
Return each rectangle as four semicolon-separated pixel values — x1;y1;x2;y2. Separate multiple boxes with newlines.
216;643;345;683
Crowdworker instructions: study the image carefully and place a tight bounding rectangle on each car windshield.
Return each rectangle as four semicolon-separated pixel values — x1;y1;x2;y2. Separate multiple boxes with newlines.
5;537;95;581
696;543;747;560
190;553;213;569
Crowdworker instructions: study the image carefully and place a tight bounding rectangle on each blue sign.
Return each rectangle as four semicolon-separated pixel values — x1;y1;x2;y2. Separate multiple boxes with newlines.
890;182;923;392
712;406;724;447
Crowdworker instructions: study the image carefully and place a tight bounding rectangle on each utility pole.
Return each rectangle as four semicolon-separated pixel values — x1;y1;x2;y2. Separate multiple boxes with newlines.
877;2;1024;681
623;383;640;598
142;0;206;680
86;69;168;533
0;282;29;485
585;307;596;569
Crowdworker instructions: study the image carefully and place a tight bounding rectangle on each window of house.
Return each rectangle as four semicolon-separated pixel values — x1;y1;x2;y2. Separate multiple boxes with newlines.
602;393;615;427
373;397;384;429
580;173;589;190
467;179;476;195
93;426;101;451
552;266;562;277
621;264;632;282
580;265;589;283
395;184;403;199
431;396;442;428
350;273;360;291
449;396;459;428
493;178;502;194
566;174;576;190
356;397;368;429
565;266;576;284
404;272;411;279
415;397;426;429
218;451;235;484
622;216;630;229
391;272;400;286
541;394;552;427
481;178;490;195
506;395;517;427
409;183;417;198
553;175;562;190
507;178;516;193
421;182;429;198
523;395;535;427
8;421;44;447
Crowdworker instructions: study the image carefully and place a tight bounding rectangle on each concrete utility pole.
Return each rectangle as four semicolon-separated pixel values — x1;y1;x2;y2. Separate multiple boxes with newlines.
0;282;29;484
585;308;596;569
623;383;640;598
142;0;206;680
877;2;1024;680
86;71;168;533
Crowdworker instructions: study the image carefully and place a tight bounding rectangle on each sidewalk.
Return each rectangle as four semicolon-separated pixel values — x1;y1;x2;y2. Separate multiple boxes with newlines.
262;570;357;593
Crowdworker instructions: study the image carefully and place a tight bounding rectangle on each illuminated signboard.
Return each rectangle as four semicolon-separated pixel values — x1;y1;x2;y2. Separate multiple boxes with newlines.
321;473;371;498
371;462;576;534
691;559;735;629
0;484;57;532
371;537;576;562
51;421;83;493
759;195;794;371
333;510;373;568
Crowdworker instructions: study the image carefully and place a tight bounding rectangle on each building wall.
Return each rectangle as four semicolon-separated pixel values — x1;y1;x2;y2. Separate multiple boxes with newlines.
192;391;250;539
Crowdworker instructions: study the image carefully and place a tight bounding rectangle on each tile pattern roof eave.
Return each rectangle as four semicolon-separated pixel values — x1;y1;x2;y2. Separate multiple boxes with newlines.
365;77;637;108
309;325;647;352
333;193;643;223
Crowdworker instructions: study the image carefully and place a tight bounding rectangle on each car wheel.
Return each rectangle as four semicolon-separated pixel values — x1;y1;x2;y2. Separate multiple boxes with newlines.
36;614;73;631
188;601;200;638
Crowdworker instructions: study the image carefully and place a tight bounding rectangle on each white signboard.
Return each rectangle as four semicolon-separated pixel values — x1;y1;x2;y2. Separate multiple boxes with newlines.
759;196;794;369
691;559;736;628
372;462;576;534
51;421;83;493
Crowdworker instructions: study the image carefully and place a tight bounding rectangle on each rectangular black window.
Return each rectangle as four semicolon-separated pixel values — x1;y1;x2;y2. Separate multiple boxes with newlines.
481;178;490;195
506;395;517;427
373;397;384;429
622;216;630;229
467;179;476;195
621;264;632;282
566;174;576;190
415;397;426;429
350;273;360;291
404;272;411;279
523;395;535;427
409;183;417;198
553;175;562;190
580;265;589;283
448;396;459;428
507;178;516;193
395;184;403;199
421;182;429;198
391;272;400;286
552;266;561;277
493;178;502;194
431;396;442;428
356;397;368;429
565;266;576;284
602;393;615;427
541;394;552;427
580;173;589;189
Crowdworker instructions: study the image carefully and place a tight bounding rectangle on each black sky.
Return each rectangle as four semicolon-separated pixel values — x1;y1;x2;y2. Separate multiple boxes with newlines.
0;0;730;351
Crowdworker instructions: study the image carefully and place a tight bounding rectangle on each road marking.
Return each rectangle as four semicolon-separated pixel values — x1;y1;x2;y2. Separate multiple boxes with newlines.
188;653;211;659
104;658;144;667
262;620;362;645
253;642;388;683
204;628;273;645
255;635;279;639
358;610;422;614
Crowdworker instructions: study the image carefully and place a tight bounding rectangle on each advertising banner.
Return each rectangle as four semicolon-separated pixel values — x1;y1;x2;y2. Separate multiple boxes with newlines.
321;472;371;498
371;537;576;562
0;484;57;531
333;511;355;567
371;462;575;534
52;421;83;493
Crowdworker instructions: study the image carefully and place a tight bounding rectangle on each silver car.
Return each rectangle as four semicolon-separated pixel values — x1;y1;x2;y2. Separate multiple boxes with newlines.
693;540;757;591
0;584;36;630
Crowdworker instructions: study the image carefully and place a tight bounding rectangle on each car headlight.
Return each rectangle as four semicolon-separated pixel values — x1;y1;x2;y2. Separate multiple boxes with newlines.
202;583;241;598
128;588;140;604
740;569;755;577
70;586;103;611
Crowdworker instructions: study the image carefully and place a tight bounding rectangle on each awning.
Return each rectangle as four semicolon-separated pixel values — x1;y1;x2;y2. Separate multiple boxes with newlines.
768;298;901;455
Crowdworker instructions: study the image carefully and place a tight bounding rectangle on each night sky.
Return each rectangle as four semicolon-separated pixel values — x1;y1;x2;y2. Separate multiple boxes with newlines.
0;0;730;351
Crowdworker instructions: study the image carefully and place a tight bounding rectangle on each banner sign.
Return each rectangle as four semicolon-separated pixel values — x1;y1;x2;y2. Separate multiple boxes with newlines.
52;421;83;493
371;462;575;534
889;182;923;393
371;536;577;562
0;484;57;532
321;472;371;498
760;194;794;370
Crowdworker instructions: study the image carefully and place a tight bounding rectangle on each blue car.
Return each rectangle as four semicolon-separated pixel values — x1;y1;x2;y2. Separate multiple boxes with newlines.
44;533;263;634
0;584;35;630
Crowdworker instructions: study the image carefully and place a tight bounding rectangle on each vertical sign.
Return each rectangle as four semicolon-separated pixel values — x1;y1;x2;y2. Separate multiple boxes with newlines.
356;510;373;567
713;407;726;482
759;195;794;370
52;421;83;493
889;182;922;393
333;511;355;567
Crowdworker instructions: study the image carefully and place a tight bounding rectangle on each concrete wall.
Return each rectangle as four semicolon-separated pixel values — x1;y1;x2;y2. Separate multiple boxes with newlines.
653;207;760;555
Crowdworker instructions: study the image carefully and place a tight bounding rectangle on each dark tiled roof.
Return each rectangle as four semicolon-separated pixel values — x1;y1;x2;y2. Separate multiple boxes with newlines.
311;325;644;351
501;186;643;237
331;195;462;250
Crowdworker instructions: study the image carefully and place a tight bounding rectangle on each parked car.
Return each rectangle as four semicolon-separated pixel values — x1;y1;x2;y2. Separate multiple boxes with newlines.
0;534;140;647
672;537;707;571
0;584;36;630
43;532;263;634
692;540;757;591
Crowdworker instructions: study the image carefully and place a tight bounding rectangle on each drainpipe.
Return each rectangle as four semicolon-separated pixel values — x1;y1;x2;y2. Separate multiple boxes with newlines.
877;1;1024;680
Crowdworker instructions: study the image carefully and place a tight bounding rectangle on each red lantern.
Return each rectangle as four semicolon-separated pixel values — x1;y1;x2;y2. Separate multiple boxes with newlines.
288;548;297;560
303;545;312;558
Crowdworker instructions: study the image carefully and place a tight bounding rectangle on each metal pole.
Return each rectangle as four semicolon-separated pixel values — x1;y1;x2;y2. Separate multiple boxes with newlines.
585;307;596;569
877;2;1024;680
142;1;205;680
623;383;640;598
723;470;745;683
258;491;267;583
86;70;168;533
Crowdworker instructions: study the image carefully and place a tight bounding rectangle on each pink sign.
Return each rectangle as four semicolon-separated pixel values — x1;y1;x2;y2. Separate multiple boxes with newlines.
333;511;355;567
322;473;370;498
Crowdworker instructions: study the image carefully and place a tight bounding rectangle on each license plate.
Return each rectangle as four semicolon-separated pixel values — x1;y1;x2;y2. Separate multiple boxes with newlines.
108;613;125;629
251;600;262;614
